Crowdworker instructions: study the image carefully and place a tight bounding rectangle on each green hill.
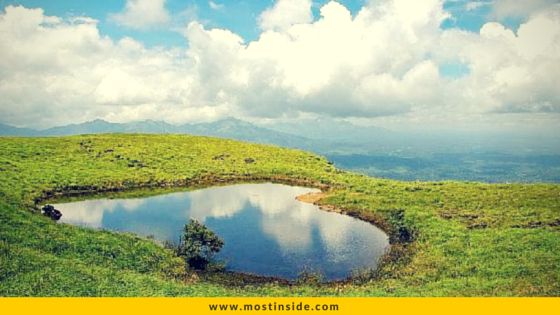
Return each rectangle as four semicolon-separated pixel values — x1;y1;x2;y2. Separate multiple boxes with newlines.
0;134;559;296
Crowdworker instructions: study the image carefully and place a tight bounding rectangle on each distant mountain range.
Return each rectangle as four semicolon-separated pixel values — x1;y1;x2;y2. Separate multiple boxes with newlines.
0;118;325;151
0;123;38;136
263;118;389;142
3;118;558;155
2;118;560;182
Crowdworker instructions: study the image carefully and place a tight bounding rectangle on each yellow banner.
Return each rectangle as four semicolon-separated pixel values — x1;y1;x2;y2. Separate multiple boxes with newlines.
1;298;559;315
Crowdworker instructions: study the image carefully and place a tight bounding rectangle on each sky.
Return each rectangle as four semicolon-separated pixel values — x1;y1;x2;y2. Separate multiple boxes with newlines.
0;0;559;132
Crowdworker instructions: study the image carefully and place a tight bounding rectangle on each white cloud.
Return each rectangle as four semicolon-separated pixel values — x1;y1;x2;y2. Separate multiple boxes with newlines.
0;5;201;127
465;1;491;11
208;1;224;11
492;0;559;19
0;1;559;128
56;198;146;228
110;0;170;30
191;0;452;117
258;0;313;31
437;6;560;113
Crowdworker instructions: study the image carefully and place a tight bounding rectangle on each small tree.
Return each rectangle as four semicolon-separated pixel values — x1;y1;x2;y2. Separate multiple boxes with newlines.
178;219;224;270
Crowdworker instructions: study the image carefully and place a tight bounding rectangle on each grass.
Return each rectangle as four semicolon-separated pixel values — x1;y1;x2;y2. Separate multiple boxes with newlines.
0;134;559;296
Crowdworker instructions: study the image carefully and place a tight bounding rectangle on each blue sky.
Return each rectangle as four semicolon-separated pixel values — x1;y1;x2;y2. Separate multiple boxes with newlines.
0;0;517;47
0;0;558;129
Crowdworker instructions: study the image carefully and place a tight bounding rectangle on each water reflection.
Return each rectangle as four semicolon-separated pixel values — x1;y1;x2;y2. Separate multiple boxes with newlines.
54;183;389;280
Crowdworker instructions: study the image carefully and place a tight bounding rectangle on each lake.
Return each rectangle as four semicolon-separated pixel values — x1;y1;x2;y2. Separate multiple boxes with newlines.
53;183;389;281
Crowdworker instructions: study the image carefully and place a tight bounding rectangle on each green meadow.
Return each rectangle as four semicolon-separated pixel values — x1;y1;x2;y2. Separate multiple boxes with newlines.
0;134;559;296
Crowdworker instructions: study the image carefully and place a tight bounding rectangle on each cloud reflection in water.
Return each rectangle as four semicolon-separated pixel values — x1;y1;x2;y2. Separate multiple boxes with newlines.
55;183;389;280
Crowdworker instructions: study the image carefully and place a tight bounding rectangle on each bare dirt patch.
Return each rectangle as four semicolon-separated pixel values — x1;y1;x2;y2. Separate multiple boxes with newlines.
295;191;327;204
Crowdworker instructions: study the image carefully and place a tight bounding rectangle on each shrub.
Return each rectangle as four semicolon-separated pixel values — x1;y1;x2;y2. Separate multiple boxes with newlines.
178;219;224;270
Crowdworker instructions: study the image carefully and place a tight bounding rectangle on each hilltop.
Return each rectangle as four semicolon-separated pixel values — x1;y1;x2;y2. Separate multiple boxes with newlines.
0;134;559;296
3;119;560;183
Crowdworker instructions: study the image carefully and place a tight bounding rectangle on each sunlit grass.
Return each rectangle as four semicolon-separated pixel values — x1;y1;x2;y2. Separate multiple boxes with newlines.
0;134;558;296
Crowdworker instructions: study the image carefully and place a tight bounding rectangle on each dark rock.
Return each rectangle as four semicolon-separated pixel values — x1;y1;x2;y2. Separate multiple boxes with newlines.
467;222;488;229
398;227;413;243
512;219;560;229
213;154;230;160
440;212;454;219
405;186;423;192
127;159;145;168
459;213;479;219
42;204;62;221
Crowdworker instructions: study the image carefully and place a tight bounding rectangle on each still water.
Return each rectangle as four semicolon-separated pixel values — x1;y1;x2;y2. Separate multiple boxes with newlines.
54;183;389;280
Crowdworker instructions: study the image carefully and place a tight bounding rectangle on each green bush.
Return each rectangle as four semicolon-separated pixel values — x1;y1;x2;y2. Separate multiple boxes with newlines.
178;219;224;270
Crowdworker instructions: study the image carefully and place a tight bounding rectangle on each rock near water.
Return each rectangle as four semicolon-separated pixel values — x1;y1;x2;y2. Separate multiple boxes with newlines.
42;204;62;221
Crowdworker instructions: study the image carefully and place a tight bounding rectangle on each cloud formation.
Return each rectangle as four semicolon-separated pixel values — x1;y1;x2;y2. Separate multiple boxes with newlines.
110;0;170;30
465;1;491;12
258;0;313;31
0;1;559;127
492;0;559;19
208;1;224;11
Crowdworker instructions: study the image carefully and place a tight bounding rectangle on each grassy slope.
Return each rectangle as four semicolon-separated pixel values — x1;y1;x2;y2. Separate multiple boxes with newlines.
0;134;558;296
